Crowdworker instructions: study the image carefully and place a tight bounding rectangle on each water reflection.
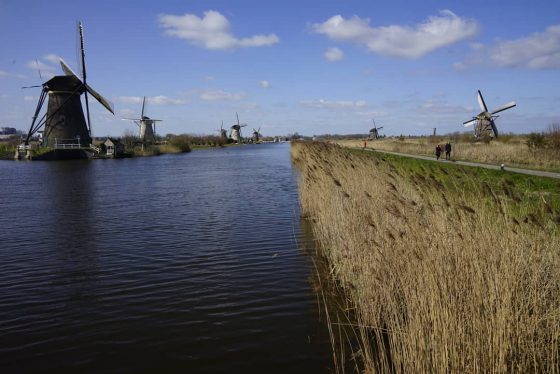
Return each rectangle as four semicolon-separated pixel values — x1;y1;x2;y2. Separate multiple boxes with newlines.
0;144;332;373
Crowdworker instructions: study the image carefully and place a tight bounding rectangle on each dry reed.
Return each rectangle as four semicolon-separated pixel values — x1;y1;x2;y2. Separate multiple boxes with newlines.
337;137;560;171
292;141;560;373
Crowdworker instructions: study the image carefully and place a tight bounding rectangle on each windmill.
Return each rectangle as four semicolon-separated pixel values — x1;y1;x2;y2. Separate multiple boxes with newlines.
463;90;516;139
215;120;228;140
23;22;114;150
230;112;247;143
369;119;383;139
122;96;162;144
252;127;262;143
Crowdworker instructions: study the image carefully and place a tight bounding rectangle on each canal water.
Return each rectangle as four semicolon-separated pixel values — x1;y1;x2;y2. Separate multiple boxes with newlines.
0;143;332;373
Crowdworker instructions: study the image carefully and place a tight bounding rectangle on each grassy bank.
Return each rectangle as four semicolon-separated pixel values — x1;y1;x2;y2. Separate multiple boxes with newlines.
336;137;560;172
292;141;559;373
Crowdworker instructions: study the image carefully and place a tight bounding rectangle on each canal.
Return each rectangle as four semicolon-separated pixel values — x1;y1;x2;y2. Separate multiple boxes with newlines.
0;143;333;373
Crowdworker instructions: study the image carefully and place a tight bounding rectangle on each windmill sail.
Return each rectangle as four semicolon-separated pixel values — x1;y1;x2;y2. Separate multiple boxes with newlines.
463;119;477;127
477;90;488;112
60;58;114;114
491;101;516;115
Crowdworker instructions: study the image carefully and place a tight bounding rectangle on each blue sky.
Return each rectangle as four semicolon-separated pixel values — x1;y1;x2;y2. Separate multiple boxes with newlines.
1;0;559;137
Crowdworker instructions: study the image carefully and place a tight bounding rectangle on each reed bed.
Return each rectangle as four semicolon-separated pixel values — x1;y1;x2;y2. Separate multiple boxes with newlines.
336;138;560;171
292;141;560;373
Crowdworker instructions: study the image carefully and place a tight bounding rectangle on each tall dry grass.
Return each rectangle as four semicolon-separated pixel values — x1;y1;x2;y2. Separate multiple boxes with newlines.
292;141;560;373
337;137;560;171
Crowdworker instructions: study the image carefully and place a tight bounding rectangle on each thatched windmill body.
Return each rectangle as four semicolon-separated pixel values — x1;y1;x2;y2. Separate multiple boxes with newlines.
369;119;383;139
230;112;247;143
463;90;516;139
215;120;228;141
24;22;114;149
122;96;162;144
252;127;262;143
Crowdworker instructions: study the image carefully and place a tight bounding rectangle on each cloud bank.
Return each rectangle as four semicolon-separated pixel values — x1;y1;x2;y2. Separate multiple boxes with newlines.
312;10;479;59
116;96;188;105
458;25;560;70
300;99;367;110
158;10;279;50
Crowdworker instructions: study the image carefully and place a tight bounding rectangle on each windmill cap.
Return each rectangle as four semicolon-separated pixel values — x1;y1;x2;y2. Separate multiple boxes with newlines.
45;75;84;92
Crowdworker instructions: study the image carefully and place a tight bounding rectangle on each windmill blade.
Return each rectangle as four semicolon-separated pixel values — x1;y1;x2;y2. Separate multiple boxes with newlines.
236;112;240;125
463;119;477;127
490;119;499;138
377;126;383;130
240;124;247;127
34;59;43;83
221;120;224;131
491;101;516;115
141;96;146;118
85;83;114;114
60;58;83;82
122;118;142;121
477;90;488;112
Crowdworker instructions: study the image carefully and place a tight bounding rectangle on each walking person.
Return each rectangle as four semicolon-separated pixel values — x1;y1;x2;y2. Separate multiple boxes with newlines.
445;142;451;160
435;144;442;160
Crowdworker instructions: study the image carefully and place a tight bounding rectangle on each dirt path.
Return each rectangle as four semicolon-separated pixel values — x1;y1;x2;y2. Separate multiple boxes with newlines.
360;148;560;180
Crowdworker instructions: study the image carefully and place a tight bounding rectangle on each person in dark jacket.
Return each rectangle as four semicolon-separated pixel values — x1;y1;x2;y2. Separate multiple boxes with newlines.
435;144;442;160
445;142;451;160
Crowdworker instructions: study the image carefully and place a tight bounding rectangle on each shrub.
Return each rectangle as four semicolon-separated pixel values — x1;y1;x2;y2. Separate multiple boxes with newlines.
546;123;560;150
526;132;546;149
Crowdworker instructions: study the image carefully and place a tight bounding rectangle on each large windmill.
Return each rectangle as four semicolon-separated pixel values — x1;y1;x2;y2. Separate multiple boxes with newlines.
230;112;247;143
24;22;114;150
252;127;262;143
122;96;162;144
463;90;516;139
369;119;383;139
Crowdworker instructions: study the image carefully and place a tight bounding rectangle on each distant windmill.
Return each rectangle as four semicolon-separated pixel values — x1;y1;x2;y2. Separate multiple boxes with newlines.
252;127;262;143
122;96;162;144
369;119;383;139
230;112;247;143
24;22;114;149
215;120;228;140
463;90;516;139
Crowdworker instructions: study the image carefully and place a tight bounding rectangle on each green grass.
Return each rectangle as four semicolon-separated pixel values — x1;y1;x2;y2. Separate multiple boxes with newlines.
351;148;560;226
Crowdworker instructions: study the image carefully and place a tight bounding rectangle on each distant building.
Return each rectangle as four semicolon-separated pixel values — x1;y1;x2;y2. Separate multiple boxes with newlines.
104;138;125;157
0;127;19;140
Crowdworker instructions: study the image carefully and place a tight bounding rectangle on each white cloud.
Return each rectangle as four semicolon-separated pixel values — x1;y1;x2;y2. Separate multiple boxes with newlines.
259;80;270;88
417;101;473;116
459;25;560;70
157;10;280;50
116;96;188;105
200;89;246;101
300;99;368;110
43;54;62;64
324;47;344;62
204;75;215;81
0;70;27;79
312;10;479;59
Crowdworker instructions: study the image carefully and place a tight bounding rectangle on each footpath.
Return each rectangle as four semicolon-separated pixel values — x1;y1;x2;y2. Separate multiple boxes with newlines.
361;148;560;180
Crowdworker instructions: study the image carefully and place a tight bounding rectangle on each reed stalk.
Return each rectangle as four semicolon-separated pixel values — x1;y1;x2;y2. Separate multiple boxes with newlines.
292;141;560;373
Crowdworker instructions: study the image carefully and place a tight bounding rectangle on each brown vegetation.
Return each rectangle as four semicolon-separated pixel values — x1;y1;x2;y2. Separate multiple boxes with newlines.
337;129;560;171
292;141;559;373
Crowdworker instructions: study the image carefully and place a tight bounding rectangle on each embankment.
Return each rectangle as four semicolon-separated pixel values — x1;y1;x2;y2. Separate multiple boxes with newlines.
292;141;559;373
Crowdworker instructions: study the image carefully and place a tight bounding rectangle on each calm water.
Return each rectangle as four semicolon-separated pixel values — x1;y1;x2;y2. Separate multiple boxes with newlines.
0;143;332;373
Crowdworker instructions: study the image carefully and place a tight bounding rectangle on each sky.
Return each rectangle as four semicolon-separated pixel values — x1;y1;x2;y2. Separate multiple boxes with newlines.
1;0;559;138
